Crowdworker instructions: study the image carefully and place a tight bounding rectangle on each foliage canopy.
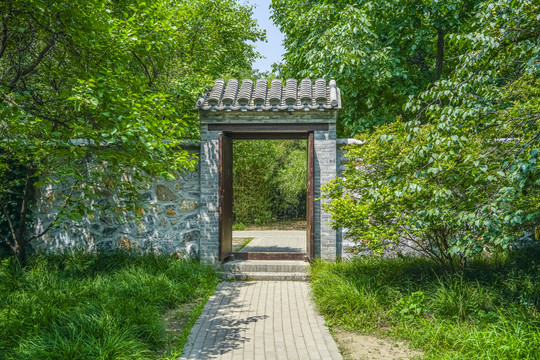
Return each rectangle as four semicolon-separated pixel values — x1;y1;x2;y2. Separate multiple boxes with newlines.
233;140;307;225
322;0;540;268
0;0;264;263
271;0;482;136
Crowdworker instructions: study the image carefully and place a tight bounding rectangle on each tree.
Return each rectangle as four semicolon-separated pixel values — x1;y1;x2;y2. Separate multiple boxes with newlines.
233;140;280;225
323;0;540;269
271;0;481;136
0;0;264;265
273;140;308;220
233;139;307;225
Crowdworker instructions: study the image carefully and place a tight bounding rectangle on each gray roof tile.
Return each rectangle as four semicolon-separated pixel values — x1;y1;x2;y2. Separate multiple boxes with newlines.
196;78;341;112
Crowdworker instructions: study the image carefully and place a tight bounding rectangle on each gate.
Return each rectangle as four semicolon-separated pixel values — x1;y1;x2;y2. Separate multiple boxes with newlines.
197;78;341;263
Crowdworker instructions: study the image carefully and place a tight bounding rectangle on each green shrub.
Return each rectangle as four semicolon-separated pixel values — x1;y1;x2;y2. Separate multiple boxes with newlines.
0;252;218;359
392;291;425;320
232;222;246;231
311;247;540;359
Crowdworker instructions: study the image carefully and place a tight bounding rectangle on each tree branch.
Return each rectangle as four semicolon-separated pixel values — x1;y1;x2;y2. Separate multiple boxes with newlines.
435;27;445;81
0;201;16;246
9;33;57;89
27;180;79;242
26;216;58;242
15;167;34;245
1;92;20;106
0;22;8;60
131;50;154;87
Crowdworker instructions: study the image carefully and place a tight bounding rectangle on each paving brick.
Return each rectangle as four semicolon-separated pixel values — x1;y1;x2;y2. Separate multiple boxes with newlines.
180;282;342;360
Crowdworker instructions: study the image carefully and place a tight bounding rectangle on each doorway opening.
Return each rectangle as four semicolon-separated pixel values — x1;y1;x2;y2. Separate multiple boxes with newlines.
219;132;315;262
233;138;307;256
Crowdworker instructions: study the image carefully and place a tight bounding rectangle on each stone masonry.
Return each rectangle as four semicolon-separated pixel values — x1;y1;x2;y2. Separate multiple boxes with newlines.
27;79;348;263
30;146;201;258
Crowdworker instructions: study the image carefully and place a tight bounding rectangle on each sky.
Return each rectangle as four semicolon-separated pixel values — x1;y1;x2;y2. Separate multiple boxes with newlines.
245;0;285;73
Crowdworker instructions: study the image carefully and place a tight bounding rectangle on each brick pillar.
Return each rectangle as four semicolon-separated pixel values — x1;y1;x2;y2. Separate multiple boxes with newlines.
199;126;220;264
314;124;337;260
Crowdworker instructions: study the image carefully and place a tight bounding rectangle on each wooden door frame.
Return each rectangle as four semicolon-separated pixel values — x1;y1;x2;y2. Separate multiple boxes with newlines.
218;130;316;262
218;132;234;262
306;132;315;261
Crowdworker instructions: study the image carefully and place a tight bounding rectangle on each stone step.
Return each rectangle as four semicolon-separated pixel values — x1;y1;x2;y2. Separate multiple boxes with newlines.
220;272;308;282
222;260;309;274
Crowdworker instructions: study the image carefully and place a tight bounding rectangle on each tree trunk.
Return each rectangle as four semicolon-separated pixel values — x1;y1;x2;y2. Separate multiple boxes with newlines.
435;27;446;81
15;242;27;267
10;168;34;267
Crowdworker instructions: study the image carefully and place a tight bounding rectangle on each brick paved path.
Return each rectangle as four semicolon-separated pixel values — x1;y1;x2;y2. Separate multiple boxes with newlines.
181;281;342;360
233;230;306;253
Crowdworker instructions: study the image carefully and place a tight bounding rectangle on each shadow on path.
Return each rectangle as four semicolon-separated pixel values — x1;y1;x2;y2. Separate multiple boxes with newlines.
181;281;343;360
182;282;268;359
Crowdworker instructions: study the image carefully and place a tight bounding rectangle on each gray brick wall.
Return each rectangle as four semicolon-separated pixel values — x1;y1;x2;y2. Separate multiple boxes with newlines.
314;127;337;260
199;125;221;264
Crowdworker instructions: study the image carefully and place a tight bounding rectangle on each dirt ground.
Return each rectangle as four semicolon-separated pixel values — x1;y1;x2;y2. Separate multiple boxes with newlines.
232;237;252;252
332;328;423;360
157;301;199;357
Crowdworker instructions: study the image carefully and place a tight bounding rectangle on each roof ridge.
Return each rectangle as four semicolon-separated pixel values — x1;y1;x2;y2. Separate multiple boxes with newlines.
195;78;341;112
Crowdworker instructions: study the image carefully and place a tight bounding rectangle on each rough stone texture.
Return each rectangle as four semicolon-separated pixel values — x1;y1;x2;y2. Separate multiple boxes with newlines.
156;184;179;202
30;148;201;258
179;199;199;212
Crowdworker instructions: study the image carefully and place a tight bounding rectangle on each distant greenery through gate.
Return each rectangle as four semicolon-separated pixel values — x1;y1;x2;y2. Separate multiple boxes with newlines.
232;139;307;228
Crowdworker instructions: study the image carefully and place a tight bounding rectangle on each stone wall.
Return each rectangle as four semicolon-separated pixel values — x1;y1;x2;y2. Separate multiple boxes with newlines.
30;146;201;258
28;136;348;261
27;136;534;262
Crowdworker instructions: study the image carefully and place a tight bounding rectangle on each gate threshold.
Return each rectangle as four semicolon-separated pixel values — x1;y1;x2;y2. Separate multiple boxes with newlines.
231;252;307;261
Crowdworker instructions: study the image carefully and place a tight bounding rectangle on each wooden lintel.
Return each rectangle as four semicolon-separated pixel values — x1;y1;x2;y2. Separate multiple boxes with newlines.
228;133;309;140
208;123;329;132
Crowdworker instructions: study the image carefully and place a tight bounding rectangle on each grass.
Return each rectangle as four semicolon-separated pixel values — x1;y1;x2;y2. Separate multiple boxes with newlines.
311;247;540;359
234;238;253;252
0;252;219;360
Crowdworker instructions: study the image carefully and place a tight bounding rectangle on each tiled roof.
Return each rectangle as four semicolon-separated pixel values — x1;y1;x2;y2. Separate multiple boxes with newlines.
196;78;341;112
